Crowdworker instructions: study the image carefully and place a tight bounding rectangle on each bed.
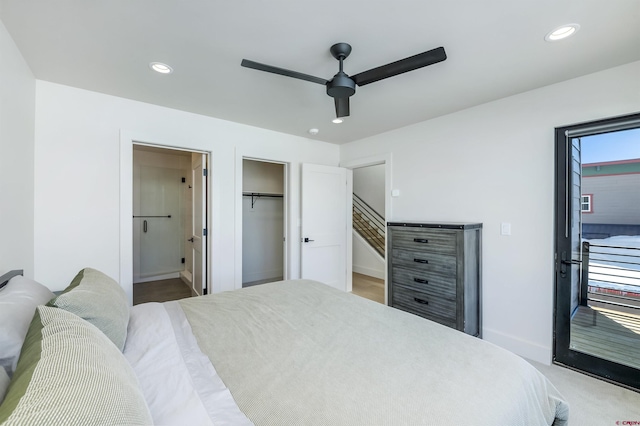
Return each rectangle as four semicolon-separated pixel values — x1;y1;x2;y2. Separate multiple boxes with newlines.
0;268;569;425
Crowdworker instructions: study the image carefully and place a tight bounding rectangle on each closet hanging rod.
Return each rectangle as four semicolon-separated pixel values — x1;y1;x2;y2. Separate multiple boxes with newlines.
242;192;283;197
133;215;172;218
243;192;283;209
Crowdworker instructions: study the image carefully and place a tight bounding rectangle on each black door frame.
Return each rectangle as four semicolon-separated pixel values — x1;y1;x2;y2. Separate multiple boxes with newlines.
554;112;640;390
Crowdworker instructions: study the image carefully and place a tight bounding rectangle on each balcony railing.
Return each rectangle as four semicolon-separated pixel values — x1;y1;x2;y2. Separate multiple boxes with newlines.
581;241;640;311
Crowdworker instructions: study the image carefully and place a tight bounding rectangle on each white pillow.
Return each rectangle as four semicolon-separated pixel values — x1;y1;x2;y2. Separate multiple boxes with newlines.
0;276;55;377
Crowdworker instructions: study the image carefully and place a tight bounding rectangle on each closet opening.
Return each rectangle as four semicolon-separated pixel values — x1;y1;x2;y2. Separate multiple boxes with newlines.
132;144;209;304
241;158;287;287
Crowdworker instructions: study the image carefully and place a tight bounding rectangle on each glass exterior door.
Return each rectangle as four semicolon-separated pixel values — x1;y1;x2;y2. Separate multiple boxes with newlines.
554;114;640;390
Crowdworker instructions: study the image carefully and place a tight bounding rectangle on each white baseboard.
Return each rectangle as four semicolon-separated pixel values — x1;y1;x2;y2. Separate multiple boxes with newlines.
483;327;552;365
180;270;192;287
353;265;385;280
134;271;181;284
243;268;283;284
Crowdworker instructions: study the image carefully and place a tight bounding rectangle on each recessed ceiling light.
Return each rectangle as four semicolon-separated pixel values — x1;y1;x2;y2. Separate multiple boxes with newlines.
332;118;343;124
308;128;319;135
545;24;580;42
150;62;173;74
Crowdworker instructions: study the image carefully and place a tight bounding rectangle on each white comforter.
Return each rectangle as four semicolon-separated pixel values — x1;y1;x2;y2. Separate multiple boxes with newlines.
125;280;569;426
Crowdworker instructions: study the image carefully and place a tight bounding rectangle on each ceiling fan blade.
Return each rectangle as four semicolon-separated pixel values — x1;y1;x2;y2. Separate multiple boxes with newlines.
241;59;328;85
351;47;447;86
334;97;350;118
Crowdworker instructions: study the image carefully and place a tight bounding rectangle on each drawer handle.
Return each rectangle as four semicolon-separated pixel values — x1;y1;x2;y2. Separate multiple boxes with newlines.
413;258;428;264
414;278;428;284
413;238;429;243
414;297;429;305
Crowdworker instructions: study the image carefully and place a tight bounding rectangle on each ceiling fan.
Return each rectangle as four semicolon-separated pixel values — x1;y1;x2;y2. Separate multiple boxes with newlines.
241;43;447;119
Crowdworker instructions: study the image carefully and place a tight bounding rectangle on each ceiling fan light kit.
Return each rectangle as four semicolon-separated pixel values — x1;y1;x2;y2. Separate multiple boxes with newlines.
241;42;447;119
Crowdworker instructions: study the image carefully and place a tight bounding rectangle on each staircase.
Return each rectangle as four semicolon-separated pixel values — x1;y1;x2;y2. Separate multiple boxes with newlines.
353;194;385;258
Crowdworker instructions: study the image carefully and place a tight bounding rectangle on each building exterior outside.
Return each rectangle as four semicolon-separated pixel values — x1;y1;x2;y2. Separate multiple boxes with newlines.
582;158;640;239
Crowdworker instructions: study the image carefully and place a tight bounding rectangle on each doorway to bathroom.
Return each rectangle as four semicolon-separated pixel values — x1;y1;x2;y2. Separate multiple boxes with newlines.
132;144;209;304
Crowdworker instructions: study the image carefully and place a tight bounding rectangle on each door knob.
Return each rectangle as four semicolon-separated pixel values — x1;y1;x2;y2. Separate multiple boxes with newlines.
303;237;315;243
188;237;194;242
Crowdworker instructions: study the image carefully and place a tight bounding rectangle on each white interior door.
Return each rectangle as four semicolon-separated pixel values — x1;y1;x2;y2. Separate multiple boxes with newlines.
192;153;207;295
301;163;351;291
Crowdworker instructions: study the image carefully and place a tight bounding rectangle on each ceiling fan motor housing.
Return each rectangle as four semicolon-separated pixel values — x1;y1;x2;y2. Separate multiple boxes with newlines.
327;72;356;98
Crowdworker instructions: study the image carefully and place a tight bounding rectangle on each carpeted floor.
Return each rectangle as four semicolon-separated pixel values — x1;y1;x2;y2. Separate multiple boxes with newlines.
527;359;640;424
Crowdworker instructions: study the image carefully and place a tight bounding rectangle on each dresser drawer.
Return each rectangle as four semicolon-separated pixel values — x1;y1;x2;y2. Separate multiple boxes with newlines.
391;248;456;277
390;228;456;255
391;266;456;299
392;286;457;326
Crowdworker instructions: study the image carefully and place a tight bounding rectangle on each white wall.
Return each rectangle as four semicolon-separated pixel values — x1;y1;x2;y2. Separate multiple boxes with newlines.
352;231;384;280
341;61;640;364
0;20;35;277
353;164;385;215
242;196;284;283
34;81;339;302
243;159;284;194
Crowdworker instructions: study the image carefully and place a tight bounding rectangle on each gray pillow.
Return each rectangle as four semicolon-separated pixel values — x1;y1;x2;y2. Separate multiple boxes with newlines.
0;276;55;376
47;268;129;351
0;305;152;425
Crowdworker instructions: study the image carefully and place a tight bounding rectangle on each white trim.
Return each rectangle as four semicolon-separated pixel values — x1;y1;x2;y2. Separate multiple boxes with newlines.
581;194;592;213
119;130;134;305
134;272;180;284
242;269;284;284
119;129;212;305
346;168;353;293
234;149;291;290
340;153;392;304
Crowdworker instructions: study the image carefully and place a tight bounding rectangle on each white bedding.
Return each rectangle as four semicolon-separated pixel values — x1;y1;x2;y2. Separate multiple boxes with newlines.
124;302;252;426
124;280;569;425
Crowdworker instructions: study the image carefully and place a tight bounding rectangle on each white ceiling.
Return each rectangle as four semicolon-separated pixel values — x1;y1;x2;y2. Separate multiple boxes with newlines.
1;0;639;144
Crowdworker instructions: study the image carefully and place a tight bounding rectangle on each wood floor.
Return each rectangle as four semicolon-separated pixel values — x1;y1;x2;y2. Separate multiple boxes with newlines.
351;272;385;304
134;274;385;306
133;278;192;305
571;305;640;369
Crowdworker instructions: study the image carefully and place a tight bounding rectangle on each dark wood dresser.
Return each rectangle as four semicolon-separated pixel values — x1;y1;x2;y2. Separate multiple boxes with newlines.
387;222;482;337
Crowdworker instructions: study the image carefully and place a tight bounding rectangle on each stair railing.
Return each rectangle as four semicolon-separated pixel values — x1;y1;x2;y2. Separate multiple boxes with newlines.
352;193;385;258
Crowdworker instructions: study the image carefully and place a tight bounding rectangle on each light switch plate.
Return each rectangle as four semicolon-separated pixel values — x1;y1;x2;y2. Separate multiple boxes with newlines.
501;222;511;236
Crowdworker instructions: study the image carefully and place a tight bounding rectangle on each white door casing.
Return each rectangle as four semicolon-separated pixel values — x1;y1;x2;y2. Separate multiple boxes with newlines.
192;153;207;296
301;163;352;291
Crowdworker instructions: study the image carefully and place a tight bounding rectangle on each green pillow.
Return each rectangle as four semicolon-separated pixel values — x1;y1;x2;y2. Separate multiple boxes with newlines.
48;268;129;350
0;305;152;425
